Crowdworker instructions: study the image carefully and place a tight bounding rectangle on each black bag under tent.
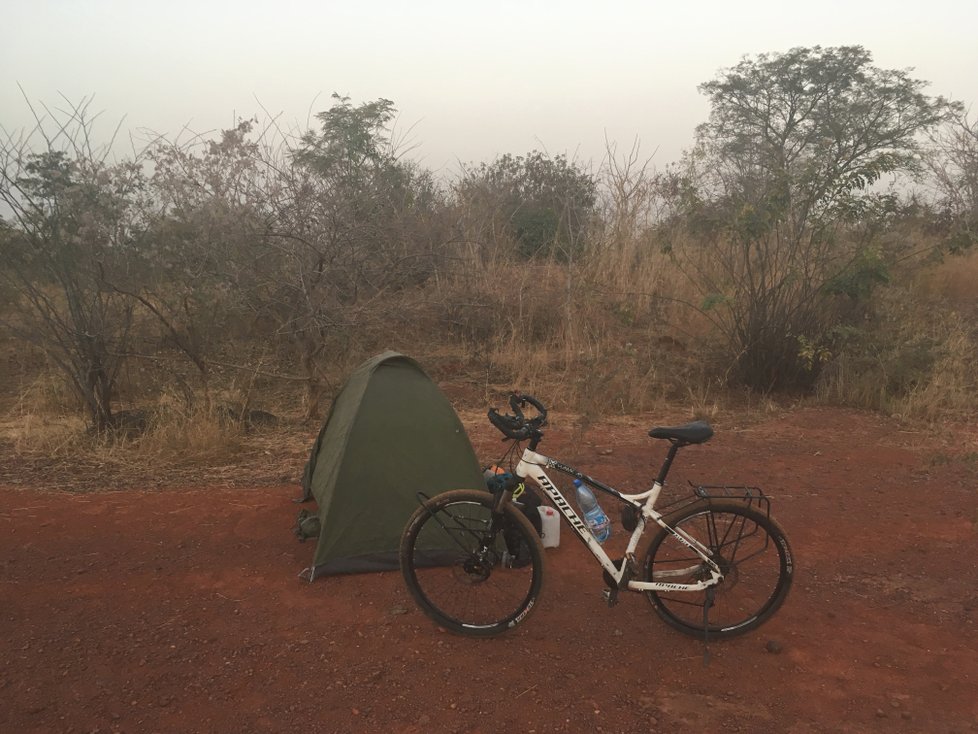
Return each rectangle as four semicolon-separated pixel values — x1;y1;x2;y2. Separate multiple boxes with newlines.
296;351;485;580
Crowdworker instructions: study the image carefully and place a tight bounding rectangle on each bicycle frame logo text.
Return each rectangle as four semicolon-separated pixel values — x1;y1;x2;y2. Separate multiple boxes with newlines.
536;475;590;538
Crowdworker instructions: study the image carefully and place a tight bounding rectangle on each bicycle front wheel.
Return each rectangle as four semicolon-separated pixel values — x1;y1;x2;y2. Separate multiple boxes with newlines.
399;489;545;637
642;499;793;638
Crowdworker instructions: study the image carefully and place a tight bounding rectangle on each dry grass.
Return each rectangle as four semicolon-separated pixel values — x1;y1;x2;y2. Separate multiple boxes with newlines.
918;249;978;311
0;387;257;492
3;224;976;485
815;252;978;420
4;412;90;457
414;236;715;420
896;314;978;420
0;395;311;492
3;375;89;456
133;396;243;460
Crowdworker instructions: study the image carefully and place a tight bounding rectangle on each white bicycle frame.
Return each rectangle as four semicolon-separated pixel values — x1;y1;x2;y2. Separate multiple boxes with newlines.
515;448;723;592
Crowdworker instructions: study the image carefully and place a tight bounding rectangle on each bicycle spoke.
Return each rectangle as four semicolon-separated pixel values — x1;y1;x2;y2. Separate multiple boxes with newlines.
401;491;544;636
643;501;792;638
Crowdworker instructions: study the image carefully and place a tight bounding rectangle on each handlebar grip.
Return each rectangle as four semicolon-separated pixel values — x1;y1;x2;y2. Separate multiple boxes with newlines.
488;408;529;440
508;393;525;421
522;394;546;418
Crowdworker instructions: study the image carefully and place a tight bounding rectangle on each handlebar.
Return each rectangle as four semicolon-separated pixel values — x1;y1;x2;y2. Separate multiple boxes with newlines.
488;393;548;441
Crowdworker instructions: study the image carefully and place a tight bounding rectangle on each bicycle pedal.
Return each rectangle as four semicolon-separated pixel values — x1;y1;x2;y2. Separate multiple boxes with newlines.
602;588;619;607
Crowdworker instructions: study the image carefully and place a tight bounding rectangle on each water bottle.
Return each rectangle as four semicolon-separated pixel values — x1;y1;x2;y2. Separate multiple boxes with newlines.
574;479;611;543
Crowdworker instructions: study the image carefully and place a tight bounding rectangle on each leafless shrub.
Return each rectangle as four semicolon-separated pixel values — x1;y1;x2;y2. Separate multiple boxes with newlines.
925;110;978;252
0;95;145;430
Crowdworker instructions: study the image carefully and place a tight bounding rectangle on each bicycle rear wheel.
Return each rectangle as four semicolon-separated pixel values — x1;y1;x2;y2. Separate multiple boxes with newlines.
642;499;793;638
399;489;545;637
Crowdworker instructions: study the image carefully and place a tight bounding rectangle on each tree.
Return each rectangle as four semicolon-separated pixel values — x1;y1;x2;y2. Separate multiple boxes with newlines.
456;151;596;261
0;100;146;430
289;94;439;296
279;96;450;414
293;96;399;184
135;119;269;400
137;97;450;418
926;110;978;252
677;46;957;390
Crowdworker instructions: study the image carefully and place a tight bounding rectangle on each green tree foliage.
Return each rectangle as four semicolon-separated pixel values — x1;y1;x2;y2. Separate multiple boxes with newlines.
457;151;596;260
698;46;950;228
294;96;399;183
676;46;957;390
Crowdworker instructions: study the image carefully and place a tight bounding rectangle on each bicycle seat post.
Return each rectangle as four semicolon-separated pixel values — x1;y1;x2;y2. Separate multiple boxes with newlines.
655;441;684;486
648;420;714;486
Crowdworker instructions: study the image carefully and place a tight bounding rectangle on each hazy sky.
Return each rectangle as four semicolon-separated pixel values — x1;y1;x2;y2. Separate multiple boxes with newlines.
2;0;976;174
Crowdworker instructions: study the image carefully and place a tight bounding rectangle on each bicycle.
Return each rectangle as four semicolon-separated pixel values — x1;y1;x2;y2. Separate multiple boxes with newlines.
399;393;793;639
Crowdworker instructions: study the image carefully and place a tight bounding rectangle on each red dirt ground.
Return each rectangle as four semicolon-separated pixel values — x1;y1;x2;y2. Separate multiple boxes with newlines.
2;406;977;733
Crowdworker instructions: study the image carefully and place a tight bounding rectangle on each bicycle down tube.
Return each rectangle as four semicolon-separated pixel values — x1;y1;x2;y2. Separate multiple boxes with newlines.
514;448;722;592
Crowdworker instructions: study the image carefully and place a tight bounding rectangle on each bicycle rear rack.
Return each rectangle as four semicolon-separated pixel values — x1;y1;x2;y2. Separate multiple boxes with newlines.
691;483;771;517
648;483;771;519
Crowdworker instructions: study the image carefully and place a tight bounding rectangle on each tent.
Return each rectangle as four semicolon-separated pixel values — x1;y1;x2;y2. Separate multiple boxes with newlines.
297;351;484;580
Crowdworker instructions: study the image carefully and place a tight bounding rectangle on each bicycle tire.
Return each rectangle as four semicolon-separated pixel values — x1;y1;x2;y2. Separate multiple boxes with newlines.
642;499;793;639
399;489;545;637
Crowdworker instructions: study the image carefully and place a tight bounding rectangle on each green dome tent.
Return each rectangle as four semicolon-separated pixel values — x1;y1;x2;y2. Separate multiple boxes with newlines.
297;351;484;580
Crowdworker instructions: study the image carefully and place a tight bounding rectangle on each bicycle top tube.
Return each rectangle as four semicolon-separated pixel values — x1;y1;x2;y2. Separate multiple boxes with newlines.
516;448;657;505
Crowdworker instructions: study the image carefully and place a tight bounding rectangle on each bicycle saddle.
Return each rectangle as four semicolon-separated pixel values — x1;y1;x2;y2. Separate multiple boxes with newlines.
648;420;714;444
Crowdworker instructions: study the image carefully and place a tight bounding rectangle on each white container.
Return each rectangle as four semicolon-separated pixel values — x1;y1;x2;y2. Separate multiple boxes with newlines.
537;506;560;548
